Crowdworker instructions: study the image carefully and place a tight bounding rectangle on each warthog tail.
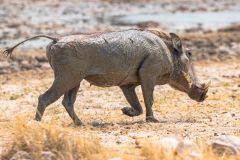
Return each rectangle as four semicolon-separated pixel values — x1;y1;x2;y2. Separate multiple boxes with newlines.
2;35;59;57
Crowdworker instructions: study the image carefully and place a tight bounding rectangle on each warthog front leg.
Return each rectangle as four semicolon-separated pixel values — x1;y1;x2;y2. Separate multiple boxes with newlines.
120;85;143;117
139;56;160;123
62;84;82;126
140;78;159;122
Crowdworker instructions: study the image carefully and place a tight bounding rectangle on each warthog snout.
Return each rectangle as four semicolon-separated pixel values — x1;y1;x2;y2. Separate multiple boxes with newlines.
188;81;210;102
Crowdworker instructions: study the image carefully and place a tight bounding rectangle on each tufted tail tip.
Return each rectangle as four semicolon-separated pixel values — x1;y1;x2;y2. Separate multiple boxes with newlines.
2;48;14;57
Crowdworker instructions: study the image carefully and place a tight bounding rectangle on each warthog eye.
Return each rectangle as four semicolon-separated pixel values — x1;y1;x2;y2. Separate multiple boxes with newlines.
186;50;192;57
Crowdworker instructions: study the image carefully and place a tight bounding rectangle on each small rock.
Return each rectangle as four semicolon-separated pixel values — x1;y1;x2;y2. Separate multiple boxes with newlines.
91;121;104;127
10;151;31;160
211;135;240;156
41;151;57;160
21;60;32;69
125;126;130;129
158;136;180;149
36;56;47;62
40;62;50;69
177;138;203;160
231;95;236;99
135;140;140;147
158;137;203;159
0;61;11;68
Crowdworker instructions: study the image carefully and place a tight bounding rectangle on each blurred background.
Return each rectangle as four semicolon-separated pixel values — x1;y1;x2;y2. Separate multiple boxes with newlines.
0;0;239;73
0;1;240;159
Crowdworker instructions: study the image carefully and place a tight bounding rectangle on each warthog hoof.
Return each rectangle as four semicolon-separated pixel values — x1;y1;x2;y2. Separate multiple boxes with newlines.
146;116;159;123
74;119;83;126
121;107;141;117
34;115;42;122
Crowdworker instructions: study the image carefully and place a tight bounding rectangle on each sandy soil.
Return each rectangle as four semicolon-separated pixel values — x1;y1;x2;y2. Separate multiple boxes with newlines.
0;59;239;155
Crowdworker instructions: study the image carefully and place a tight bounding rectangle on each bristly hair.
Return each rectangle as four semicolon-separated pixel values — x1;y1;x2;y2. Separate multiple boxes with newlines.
145;28;174;52
2;47;14;57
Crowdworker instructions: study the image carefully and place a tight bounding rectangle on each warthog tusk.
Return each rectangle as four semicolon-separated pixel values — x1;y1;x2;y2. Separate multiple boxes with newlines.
202;80;211;90
181;71;192;85
205;80;211;89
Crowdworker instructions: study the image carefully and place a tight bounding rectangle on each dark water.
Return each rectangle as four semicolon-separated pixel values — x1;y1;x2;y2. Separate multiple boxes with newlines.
110;11;240;31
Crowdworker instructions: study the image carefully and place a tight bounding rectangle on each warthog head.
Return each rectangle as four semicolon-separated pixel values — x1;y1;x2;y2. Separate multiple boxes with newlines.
168;33;210;102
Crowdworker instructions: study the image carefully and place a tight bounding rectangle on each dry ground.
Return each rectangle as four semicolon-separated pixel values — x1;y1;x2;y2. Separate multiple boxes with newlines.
0;59;239;159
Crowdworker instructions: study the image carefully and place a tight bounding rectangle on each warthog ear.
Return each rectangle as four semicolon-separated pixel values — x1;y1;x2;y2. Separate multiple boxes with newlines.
170;33;182;55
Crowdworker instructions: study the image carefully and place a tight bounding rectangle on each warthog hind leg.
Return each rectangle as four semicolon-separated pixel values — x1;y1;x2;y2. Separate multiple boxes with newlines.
35;75;80;122
62;84;82;126
35;78;69;121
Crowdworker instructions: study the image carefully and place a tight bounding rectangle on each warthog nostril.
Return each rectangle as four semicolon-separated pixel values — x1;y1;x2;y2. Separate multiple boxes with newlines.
200;92;206;101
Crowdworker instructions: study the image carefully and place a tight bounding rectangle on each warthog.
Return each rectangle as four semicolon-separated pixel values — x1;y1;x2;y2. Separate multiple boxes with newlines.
3;29;209;125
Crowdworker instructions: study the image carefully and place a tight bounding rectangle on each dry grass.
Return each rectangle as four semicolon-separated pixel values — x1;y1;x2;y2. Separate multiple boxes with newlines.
141;141;240;160
141;142;180;160
1;116;240;160
1;117;111;160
